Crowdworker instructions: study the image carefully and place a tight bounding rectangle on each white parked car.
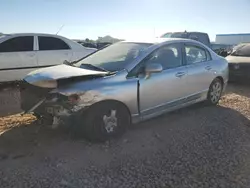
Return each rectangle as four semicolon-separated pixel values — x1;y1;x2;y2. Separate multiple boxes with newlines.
0;33;97;82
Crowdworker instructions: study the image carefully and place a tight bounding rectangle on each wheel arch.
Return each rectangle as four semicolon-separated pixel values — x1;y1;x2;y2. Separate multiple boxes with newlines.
214;76;224;86
87;99;132;122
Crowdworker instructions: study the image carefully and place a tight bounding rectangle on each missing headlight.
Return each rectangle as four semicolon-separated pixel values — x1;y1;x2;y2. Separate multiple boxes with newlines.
68;94;80;104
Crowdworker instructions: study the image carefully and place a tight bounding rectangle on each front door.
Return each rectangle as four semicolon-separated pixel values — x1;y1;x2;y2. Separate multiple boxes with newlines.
138;43;188;118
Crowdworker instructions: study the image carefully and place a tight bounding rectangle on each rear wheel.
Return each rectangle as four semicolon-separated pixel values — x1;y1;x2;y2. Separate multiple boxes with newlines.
81;102;130;142
206;78;223;105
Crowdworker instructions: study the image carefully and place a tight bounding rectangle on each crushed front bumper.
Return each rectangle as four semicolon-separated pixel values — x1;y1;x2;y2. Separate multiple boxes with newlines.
20;81;52;112
20;82;89;127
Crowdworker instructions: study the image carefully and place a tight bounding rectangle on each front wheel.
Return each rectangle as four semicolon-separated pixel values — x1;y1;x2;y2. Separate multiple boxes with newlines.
206;78;223;105
81;102;130;142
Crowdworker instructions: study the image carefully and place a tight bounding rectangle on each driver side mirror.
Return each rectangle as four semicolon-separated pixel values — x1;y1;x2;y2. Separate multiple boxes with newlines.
145;63;163;74
142;63;163;79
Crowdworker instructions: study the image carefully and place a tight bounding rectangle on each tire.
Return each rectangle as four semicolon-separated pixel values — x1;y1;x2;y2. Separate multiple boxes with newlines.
206;78;223;105
80;102;130;142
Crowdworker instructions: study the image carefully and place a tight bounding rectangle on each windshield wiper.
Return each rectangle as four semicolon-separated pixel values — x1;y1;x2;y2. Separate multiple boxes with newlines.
63;60;71;65
79;63;109;72
63;60;110;73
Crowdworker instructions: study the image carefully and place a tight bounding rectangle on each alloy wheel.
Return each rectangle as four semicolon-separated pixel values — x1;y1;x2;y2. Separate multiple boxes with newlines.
210;81;222;104
103;110;118;133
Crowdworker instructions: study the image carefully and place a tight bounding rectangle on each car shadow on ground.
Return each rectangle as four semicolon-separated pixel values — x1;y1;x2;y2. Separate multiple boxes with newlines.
0;102;249;163
131;103;250;132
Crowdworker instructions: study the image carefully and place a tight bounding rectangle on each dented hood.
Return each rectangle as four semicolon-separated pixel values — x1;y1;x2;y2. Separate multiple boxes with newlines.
24;64;108;88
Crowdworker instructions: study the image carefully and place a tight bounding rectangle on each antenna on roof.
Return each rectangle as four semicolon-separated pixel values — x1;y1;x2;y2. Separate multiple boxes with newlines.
56;24;65;35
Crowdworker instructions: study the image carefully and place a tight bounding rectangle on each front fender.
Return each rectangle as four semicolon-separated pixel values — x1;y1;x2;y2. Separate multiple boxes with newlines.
52;72;139;115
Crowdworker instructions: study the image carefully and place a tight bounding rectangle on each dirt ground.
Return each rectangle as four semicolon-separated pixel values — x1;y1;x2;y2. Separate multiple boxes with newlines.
0;86;21;117
0;83;250;188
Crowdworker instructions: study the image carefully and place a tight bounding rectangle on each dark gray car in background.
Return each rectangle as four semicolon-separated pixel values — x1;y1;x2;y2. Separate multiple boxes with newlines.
161;31;211;48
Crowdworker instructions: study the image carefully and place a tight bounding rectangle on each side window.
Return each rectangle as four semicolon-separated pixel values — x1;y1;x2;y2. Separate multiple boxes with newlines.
0;36;33;52
38;36;70;51
185;45;207;64
206;50;212;61
144;44;182;70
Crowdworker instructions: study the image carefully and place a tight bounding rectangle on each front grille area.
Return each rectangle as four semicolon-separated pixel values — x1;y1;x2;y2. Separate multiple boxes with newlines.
20;81;53;111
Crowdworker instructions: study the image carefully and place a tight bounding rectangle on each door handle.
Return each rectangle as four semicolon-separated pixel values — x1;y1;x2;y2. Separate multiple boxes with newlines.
175;72;186;78
205;66;212;71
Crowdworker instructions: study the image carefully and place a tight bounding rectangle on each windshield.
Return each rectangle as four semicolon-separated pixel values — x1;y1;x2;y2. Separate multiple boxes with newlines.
231;44;250;57
73;42;152;72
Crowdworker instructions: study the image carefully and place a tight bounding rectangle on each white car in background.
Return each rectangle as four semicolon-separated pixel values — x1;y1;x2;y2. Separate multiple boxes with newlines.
0;33;97;82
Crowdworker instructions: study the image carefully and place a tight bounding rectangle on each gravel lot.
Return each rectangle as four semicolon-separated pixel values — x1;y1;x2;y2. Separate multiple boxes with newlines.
0;84;21;117
0;83;250;188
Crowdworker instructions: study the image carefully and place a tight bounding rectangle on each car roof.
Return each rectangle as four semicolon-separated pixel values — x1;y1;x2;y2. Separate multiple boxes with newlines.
3;33;66;38
121;37;196;44
162;31;208;35
6;32;54;35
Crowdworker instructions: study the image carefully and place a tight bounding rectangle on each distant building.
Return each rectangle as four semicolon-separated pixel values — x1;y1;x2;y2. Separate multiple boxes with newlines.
216;33;250;45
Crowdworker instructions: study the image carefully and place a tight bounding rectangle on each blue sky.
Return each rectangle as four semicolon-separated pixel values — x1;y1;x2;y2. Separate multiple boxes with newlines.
1;0;250;41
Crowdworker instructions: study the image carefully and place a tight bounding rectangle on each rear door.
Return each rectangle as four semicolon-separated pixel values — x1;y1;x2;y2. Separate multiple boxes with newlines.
37;36;73;67
0;36;37;82
135;43;188;118
184;42;214;98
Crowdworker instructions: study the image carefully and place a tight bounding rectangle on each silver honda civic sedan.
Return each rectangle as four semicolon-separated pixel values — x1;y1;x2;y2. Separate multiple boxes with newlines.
21;38;229;141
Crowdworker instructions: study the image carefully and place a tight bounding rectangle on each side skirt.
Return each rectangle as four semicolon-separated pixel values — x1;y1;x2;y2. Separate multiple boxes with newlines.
131;90;208;124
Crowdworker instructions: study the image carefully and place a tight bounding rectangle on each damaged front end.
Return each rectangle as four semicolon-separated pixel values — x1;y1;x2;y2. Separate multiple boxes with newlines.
21;81;82;128
20;64;109;128
21;80;103;129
